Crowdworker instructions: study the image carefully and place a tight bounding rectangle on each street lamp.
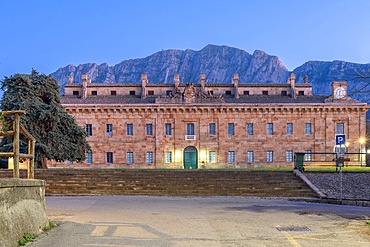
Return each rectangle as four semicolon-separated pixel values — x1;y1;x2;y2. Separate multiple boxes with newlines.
359;137;365;166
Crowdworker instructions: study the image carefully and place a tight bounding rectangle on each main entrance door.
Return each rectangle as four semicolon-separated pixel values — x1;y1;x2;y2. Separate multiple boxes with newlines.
183;146;198;169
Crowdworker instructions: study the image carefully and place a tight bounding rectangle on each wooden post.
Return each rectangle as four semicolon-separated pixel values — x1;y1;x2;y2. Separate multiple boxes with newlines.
13;113;20;178
28;140;35;179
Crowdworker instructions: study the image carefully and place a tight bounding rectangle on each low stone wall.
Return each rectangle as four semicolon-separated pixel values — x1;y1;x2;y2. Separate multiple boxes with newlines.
0;179;48;247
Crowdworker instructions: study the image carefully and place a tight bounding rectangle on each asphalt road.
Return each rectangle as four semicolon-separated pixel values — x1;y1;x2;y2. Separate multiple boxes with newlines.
30;196;370;247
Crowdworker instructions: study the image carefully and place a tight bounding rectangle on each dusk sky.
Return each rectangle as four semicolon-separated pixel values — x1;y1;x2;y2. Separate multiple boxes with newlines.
1;0;370;80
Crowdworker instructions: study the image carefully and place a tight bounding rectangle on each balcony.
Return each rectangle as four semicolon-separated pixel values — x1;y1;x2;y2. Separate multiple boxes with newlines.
185;135;196;140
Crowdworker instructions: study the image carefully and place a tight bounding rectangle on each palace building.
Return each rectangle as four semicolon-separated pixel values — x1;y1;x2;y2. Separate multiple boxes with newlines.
49;73;368;168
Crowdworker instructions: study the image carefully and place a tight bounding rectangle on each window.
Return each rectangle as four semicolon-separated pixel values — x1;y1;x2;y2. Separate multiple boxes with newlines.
267;151;273;162
209;151;216;163
209;90;214;95
243;91;250;95
298;91;305;96
209;123;216;136
262;90;268;95
148;90;154;95
186;123;195;135
336;123;344;134
146;152;153;164
165;151;172;163
267;123;273;135
225;90;232;95
146;123;153;136
305;123;312;135
73;91;79;96
286;123;293;135
129;91;136;95
106;124;113;136
111;91;117;95
247;123;253;136
106;152;113;164
127;124;133;136
86;124;92;136
228;123;235;136
166;90;173;96
247;151;254;162
127;152;134;164
286;150;293;162
305;150;312;161
165;123;172;136
228;151;235;163
281;91;287;96
91;91;97;95
86;151;93;164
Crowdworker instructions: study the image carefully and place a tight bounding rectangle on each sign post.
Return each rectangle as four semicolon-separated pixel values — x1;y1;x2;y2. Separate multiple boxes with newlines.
335;134;346;203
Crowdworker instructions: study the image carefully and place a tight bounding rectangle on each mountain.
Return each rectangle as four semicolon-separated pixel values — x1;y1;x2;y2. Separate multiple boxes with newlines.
51;44;370;103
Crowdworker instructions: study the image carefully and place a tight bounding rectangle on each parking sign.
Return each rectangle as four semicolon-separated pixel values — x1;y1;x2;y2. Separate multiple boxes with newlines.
335;134;346;145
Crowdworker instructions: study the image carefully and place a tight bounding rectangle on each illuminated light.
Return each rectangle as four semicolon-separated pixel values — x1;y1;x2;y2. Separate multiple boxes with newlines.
200;150;207;161
359;137;365;144
367;149;370;154
345;142;350;147
175;150;182;162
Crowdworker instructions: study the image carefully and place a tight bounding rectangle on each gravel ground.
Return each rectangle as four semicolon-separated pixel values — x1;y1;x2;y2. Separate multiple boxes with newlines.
304;172;370;200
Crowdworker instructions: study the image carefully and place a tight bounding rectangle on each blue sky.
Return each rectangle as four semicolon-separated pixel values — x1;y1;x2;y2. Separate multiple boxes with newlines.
1;0;370;80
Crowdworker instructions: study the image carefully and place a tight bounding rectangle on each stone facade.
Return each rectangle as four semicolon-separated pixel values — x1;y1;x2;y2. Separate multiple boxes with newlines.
49;73;368;169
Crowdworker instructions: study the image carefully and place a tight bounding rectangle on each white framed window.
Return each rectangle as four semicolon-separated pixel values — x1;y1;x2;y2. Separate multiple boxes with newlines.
305;150;312;161
247;151;254;162
86;151;93;164
209;123;216;136
228;123;235;136
286;150;293;162
106;152;113;164
146;123;153;136
286;123;293;135
247;123;253;136
267;151;273;162
127;124;133;136
127;152;134;164
228;151;235;163
146;152;153;164
165;123;172;136
305;123;312;135
165;151;172;163
209;151;216;163
86;124;92;137
267;123;273;135
106;124;113;136
186;123;195;135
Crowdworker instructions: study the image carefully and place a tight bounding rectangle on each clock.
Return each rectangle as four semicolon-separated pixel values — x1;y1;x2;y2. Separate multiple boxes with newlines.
334;87;346;99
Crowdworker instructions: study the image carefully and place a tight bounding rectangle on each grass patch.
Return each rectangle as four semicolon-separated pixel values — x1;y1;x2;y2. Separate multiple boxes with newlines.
42;221;56;232
17;222;56;246
304;167;370;172
367;221;370;226
18;233;38;246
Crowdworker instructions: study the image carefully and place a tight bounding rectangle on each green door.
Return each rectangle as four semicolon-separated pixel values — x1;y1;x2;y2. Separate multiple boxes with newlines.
184;146;198;169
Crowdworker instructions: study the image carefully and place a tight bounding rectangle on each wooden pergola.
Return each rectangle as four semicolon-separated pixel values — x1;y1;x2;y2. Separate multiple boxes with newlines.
0;110;36;179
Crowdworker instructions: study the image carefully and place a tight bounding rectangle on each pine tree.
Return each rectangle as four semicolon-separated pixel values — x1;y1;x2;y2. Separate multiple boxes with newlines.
0;70;91;168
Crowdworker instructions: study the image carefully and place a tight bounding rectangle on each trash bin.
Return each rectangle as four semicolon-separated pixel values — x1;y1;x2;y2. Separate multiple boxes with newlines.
294;152;305;171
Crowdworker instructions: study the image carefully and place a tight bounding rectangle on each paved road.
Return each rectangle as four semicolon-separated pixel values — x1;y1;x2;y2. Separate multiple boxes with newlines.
31;196;370;247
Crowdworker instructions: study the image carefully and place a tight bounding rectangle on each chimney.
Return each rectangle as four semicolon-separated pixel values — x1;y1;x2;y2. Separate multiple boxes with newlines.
200;73;206;92
233;73;239;99
288;73;296;99
81;74;88;99
68;74;74;84
141;73;148;99
174;74;180;90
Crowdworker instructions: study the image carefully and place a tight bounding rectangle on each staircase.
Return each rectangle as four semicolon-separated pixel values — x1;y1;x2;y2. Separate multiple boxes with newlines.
0;169;318;198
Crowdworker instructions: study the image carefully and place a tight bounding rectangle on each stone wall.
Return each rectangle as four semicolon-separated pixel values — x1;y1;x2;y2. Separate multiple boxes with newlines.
0;179;48;247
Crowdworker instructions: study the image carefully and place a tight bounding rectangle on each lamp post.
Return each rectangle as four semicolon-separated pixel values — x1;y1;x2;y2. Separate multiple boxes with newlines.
359;137;365;167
